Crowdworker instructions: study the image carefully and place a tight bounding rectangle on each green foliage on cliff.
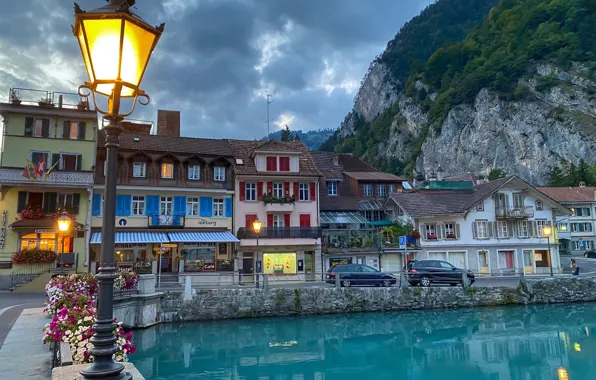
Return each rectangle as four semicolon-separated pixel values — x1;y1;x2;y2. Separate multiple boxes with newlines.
263;128;335;150
547;160;596;186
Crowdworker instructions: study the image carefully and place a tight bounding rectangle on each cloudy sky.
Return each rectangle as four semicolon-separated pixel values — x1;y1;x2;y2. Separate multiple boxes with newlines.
0;0;431;139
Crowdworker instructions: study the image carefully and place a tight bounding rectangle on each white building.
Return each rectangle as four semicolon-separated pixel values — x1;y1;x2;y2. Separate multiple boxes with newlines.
385;176;570;275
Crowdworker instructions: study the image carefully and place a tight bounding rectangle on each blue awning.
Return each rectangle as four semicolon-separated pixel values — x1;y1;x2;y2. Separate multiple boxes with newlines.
168;231;240;243
90;232;170;244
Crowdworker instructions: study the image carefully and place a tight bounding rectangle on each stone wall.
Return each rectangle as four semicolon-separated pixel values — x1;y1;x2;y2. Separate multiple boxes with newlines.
159;277;596;322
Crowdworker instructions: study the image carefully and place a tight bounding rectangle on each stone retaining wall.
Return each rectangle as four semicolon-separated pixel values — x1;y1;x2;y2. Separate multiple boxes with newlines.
159;277;596;322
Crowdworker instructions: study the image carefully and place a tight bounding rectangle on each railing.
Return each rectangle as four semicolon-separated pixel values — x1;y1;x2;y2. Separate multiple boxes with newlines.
10;262;53;290
495;206;534;219
7;87;90;110
237;227;322;239
184;259;234;273
380;236;421;250
0;168;94;187
148;215;185;227
323;229;380;253
113;283;139;299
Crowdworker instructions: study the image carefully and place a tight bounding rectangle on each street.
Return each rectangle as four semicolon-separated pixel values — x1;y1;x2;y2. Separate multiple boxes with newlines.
0;292;46;348
561;257;596;275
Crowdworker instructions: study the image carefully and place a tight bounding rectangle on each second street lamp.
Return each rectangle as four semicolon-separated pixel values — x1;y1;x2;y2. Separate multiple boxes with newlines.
542;225;554;277
253;219;262;288
73;1;164;379
57;212;71;273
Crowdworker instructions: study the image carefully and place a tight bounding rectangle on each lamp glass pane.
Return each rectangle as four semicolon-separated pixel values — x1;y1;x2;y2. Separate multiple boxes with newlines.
82;18;123;96
122;20;157;89
77;25;94;83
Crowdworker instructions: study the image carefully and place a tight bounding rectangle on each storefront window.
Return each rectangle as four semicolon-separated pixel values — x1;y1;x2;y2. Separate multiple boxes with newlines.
39;233;57;252
182;243;216;261
263;253;297;275
20;233;38;250
20;232;63;251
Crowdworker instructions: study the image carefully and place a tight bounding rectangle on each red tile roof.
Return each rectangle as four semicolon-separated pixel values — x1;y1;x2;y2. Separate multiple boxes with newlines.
343;171;407;181
537;187;596;203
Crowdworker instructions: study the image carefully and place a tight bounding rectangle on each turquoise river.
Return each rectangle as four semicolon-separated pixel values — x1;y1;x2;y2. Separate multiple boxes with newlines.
130;303;596;380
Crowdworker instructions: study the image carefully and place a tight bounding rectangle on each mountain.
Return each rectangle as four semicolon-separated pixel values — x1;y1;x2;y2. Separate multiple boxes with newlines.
262;129;335;150
321;0;596;185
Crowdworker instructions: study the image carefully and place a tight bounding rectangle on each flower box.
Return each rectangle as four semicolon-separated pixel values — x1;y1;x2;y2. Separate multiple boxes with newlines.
12;248;57;264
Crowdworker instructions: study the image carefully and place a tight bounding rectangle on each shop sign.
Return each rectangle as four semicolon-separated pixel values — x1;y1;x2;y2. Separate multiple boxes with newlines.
329;257;352;267
115;243;147;248
0;210;6;249
186;217;229;227
36;229;57;234
202;261;216;272
161;243;178;248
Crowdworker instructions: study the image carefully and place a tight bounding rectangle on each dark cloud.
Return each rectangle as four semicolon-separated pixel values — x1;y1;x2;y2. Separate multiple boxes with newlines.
0;0;432;139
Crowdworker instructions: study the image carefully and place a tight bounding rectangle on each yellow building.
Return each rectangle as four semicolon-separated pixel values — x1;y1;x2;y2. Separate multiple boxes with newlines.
0;88;97;290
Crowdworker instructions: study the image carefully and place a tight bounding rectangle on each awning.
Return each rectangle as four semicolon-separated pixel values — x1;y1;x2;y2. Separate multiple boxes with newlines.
368;220;392;226
359;200;384;211
320;212;369;224
167;231;239;243
90;232;170;244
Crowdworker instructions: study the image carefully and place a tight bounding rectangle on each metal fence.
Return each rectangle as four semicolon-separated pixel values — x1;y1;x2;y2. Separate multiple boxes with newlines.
113;284;139;299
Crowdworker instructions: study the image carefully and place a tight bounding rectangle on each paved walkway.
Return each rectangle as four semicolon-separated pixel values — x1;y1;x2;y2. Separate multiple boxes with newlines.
0;308;51;379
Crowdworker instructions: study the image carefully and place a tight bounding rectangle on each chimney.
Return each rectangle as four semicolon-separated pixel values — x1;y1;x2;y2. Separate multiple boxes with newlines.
157;109;181;137
436;164;444;181
476;174;485;185
121;121;152;135
579;181;586;188
332;154;339;166
429;169;437;182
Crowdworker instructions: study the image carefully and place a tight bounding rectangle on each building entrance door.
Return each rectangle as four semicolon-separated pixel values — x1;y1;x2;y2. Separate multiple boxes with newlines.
242;253;254;283
304;251;315;281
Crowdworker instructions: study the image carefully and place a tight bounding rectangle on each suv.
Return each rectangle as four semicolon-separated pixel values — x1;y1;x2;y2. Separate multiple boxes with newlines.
326;264;397;287
407;260;474;287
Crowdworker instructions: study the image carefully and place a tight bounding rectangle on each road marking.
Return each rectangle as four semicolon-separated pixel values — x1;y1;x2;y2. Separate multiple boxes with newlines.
0;303;26;318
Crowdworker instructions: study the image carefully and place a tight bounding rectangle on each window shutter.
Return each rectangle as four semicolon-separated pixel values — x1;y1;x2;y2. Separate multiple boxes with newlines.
200;197;213;217
487;222;494;238
300;214;311;227
284;213;290;227
24;117;34;136
43;192;57;213
472;222;478;239
437;224;444;239
257;182;263;201
310;183;316;201
146;195;159;216
174;196;186;216
245;214;257;228
52;154;61;170
507;221;515;238
76;154;82;171
41;119;50;137
225;198;232;217
455;224;461;239
528;221;535;237
267;182;273;195
78;122;86;140
115;195;124;216
92;194;102;216
284;182;290;196
17;191;27;212
239;182;246;201
293;182;299;197
72;193;81;214
267;213;273;227
420;224;426;240
63;121;71;139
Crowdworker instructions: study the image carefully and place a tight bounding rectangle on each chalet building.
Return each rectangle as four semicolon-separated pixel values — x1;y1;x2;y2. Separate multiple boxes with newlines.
385;176;570;275
90;110;239;279
311;151;411;272
231;139;322;282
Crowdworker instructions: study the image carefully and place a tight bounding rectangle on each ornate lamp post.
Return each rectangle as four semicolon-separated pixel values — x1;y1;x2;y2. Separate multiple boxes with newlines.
543;225;554;277
72;1;164;378
57;212;71;273
253;219;262;288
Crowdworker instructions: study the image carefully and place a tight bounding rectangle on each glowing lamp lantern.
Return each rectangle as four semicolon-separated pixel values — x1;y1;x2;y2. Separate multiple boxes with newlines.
73;0;164;99
543;226;553;238
57;212;71;232
253;219;263;234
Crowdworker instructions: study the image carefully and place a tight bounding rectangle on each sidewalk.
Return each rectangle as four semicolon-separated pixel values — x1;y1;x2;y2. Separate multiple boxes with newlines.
0;308;51;379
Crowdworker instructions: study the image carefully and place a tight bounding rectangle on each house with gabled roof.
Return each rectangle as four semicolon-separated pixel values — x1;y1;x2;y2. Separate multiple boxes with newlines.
384;176;570;275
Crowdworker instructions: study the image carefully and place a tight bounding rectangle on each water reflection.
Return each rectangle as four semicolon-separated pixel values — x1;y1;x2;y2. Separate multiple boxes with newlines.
131;304;596;380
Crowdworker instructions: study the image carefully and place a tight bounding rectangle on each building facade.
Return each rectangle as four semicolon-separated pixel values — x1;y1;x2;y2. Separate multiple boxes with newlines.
385;176;569;275
0;88;97;289
537;186;596;256
90;111;238;280
231;139;322;282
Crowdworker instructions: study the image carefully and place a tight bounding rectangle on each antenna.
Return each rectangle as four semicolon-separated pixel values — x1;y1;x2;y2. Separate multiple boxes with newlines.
266;94;274;139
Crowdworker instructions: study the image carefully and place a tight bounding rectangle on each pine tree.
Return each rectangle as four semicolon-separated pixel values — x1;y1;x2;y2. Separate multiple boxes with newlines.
577;159;594;185
488;168;505;181
547;166;566;187
281;125;294;141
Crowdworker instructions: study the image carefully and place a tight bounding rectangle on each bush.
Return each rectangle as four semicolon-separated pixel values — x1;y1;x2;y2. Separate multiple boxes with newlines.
12;248;57;264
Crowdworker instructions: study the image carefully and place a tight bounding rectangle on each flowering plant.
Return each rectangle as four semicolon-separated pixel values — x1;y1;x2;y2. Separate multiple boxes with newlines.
114;271;138;290
12;248;57;264
50;211;77;222
44;274;98;314
19;208;45;219
409;230;421;240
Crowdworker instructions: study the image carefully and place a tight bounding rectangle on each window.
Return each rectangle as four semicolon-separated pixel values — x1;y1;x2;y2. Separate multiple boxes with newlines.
279;157;290;172
587;241;594;250
376;184;386;197
187;197;199;216
362;184;373;197
213;198;224;217
512;193;524;208
475;221;488;239
425;224;437;240
30;151;50;167
245;183;257;201
57;193;78;212
273;183;284;198
476;202;484;211
571;223;593;232
497;221;508;238
558;223;568;232
133;162;146;178
266;156;277;171
160;197;173;216
444;223;456;239
273;214;284;227
328;181;338;196
535;201;543;211
536;220;549;237
518;221;529;238
20;233;58;252
299;183;309;201
439;261;455;270
363;210;383;222
361;266;378;273
70;123;79;140
575;207;591;217
161;163;174;179
34;120;43;137
132;196;145;216
59;154;78;171
214;167;225;181
388;184;396;193
188;165;201;180
498;251;515;269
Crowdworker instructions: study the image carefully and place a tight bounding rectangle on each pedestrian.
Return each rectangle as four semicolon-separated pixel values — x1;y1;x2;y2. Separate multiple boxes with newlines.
570;259;579;276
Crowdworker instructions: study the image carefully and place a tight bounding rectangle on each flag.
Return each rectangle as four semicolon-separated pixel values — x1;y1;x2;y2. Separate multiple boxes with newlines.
35;155;46;176
21;160;37;181
45;160;60;177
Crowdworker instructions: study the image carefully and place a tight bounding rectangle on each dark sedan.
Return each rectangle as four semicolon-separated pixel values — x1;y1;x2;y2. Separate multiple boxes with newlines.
584;250;596;258
326;264;397;287
407;259;475;287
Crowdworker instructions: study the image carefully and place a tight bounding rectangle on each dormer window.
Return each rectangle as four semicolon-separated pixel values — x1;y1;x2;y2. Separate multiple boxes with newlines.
266;156;277;171
214;166;225;182
133;162;146;178
161;163;174;179
535;200;543;211
328;181;337;196
279;157;290;172
188;165;201;180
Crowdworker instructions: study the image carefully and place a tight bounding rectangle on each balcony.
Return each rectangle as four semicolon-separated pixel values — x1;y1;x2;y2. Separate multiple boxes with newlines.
322;229;379;253
0;168;94;188
495;206;534;219
148;215;185;228
237;227;322;240
264;202;295;213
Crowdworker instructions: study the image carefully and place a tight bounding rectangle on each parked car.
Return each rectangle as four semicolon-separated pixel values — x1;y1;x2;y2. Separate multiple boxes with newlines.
407;260;475;287
584;250;596;258
326;264;397;287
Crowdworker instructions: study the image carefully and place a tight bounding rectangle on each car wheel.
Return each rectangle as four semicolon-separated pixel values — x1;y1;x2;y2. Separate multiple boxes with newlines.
585;253;588;257
409;282;419;287
342;280;351;287
420;277;431;287
383;279;392;287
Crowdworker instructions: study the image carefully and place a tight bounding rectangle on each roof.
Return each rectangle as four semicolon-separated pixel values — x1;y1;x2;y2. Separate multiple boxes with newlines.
537;187;596;203
228;139;321;177
310;151;344;179
253;139;301;153
319;182;360;211
320;211;369;224
98;130;234;156
444;173;479;183
10;218;84;229
344;172;407;181
336;154;377;172
359;200;385;211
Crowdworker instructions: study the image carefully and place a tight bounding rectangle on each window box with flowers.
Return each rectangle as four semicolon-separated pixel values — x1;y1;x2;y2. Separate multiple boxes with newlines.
427;233;438;240
19;208;46;220
262;194;296;205
12;248;58;264
446;233;457;239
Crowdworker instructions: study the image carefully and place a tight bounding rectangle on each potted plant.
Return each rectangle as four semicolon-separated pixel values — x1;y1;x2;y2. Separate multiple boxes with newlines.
19;208;46;220
446;232;457;239
409;229;421;240
427;233;438;240
38;97;55;107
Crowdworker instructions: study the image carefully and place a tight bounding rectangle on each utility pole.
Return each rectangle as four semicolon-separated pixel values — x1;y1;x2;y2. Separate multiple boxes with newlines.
266;94;274;139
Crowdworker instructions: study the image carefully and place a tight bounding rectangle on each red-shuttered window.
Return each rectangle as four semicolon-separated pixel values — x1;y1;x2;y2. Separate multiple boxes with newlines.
267;182;273;195
239;182;246;201
245;214;257;228
310;183;316;201
279;157;290;172
257;182;264;200
267;213;273;227
283;182;290;196
299;214;311;227
293;182;299;198
266;156;277;171
284;214;290;227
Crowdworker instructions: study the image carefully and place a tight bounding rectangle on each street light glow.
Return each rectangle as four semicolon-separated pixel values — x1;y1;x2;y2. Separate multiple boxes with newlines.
57;212;71;232
542;226;552;238
253;220;262;234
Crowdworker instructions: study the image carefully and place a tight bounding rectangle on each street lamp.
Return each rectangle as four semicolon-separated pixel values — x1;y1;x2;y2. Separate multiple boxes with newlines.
73;1;164;379
543;225;554;277
253;219;262;289
57;212;71;273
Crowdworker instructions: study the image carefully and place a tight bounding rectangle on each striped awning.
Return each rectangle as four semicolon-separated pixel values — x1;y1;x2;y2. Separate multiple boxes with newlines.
90;232;170;244
320;212;369;224
167;231;239;243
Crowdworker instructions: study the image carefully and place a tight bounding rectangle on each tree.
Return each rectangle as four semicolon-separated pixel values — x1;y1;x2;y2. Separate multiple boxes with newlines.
547;166;566;186
577;159;594;185
281;125;294;142
488;168;506;181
